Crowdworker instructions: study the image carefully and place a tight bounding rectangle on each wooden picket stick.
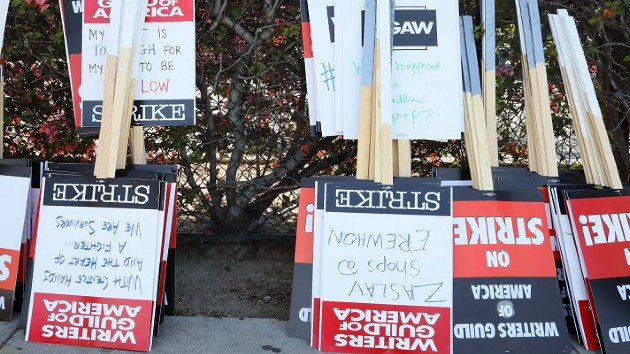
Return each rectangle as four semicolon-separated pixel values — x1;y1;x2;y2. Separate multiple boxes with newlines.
119;1;148;167
94;0;146;178
372;40;383;183
375;0;394;185
528;0;558;177
550;12;602;185
462;16;494;190
460;19;479;186
130;127;146;164
551;12;602;185
396;139;411;177
94;2;123;178
563;13;621;188
482;0;499;166
550;10;621;188
356;0;376;180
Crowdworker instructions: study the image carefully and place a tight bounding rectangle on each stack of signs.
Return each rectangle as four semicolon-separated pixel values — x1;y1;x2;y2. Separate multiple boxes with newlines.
451;188;571;353
303;0;463;141
548;185;599;350
24;172;168;351
288;177;318;339
313;179;453;353
34;163;179;326
62;0;195;130
563;188;630;353
0;164;32;321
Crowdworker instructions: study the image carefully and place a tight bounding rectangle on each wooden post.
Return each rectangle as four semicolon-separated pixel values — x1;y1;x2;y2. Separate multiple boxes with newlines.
94;2;123;178
94;0;147;178
482;0;499;166
375;0;394;185
549;10;622;189
461;16;494;191
356;0;376;180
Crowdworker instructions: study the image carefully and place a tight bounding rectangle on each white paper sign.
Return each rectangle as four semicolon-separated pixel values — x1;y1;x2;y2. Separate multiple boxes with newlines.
81;0;196;127
391;0;463;140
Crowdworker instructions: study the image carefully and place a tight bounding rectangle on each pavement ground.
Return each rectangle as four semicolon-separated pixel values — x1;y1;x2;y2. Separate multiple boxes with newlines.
0;316;600;353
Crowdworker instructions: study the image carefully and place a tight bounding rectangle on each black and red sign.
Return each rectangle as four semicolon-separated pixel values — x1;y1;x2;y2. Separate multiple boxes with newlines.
452;188;572;354
565;189;630;354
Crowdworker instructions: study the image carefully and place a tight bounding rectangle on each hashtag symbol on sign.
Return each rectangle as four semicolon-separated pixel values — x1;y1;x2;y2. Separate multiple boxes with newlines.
321;62;335;91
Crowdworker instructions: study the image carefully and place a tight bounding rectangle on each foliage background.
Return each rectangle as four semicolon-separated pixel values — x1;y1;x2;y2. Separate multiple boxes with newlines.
3;0;629;235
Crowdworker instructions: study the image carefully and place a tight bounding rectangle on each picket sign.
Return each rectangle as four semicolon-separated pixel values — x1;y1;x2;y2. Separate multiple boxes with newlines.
452;188;572;354
564;189;630;354
547;185;600;350
0;165;32;322
298;0;320;137
24;173;164;351
317;179;453;353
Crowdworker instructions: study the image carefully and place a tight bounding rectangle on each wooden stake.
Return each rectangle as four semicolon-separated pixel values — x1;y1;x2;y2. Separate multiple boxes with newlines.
396;139;412;177
356;0;376;180
375;0;394;185
130;126;146;164
94;0;147;178
94;2;123;178
462;16;494;191
482;0;499;166
550;11;622;188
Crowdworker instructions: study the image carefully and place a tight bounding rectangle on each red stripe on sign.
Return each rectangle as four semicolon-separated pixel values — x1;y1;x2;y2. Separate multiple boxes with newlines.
145;0;194;23
84;0;194;24
319;301;451;353
27;293;154;352
576;299;600;351
311;297;320;349
295;187;315;264
17;242;28;282
69;54;83;128
83;1;111;24
301;22;313;58
453;200;556;278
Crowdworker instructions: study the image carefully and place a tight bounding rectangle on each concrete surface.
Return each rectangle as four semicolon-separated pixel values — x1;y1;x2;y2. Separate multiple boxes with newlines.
0;316;601;353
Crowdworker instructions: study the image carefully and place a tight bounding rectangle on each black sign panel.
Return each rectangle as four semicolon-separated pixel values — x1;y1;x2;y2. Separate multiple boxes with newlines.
589;277;630;353
43;174;160;210
453;277;572;354
393;7;438;50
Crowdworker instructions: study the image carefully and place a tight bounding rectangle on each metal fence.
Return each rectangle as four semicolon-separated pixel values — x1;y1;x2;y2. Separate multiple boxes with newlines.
174;108;581;243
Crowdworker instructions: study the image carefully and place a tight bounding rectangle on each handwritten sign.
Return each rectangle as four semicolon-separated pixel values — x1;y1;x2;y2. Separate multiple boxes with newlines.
334;1;363;139
565;189;630;354
391;0;463;140
307;0;338;137
318;181;453;353
25;174;163;351
0;165;32;321
81;0;195;127
452;188;571;354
